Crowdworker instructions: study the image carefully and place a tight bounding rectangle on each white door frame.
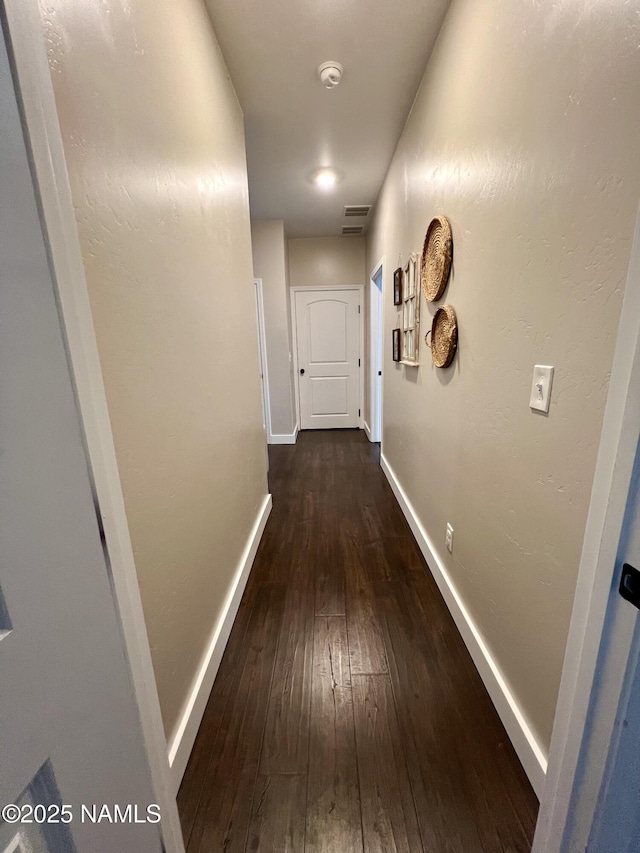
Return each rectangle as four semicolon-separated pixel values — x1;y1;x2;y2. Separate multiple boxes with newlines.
290;285;365;431
253;278;273;444
368;258;384;444
3;3;184;850
533;208;640;852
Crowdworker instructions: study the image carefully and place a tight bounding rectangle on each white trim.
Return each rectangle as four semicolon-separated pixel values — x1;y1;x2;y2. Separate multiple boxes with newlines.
532;207;640;852
168;494;272;792
253;278;273;443
369;257;384;444
380;453;547;798
3;4;185;850
290;285;364;431
269;424;299;445
363;420;372;441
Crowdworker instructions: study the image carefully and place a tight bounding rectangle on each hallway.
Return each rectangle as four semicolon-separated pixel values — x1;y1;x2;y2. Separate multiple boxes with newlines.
177;430;538;852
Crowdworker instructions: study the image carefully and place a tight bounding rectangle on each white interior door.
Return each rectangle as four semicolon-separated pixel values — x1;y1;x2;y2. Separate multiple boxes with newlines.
369;267;383;443
585;459;640;852
0;26;165;853
294;288;361;430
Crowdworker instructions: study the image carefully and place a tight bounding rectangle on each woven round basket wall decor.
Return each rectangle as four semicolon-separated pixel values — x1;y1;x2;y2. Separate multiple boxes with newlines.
425;305;458;368
421;215;452;302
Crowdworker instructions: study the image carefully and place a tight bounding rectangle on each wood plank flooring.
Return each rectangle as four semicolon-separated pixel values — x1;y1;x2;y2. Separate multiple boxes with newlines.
178;430;538;852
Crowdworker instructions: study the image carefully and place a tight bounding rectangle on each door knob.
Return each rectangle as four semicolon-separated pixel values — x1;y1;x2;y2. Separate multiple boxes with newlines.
299;368;305;375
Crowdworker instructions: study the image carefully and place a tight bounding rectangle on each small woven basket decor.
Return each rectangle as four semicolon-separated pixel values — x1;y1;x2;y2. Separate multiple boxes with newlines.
426;305;458;368
421;215;453;302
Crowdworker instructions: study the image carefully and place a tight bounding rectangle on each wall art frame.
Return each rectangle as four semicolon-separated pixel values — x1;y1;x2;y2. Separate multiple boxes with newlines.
401;253;420;365
392;327;401;362
393;266;403;306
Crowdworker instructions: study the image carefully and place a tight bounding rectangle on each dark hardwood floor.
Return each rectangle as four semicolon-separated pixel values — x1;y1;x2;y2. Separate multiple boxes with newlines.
178;430;538;852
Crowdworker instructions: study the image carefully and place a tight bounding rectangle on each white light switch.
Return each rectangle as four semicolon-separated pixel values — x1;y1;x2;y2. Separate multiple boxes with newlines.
529;365;554;413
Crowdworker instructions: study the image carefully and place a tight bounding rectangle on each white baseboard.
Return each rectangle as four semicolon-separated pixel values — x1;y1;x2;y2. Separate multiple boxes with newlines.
363;420;373;441
269;423;299;445
380;453;547;799
167;493;272;792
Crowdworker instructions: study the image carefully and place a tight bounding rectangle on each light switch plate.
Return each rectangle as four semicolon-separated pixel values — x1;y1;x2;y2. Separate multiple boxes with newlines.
530;365;554;413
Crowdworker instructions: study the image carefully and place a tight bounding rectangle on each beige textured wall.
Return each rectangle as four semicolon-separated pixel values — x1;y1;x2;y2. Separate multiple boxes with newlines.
251;220;296;436
289;236;365;288
40;0;269;738
367;0;640;753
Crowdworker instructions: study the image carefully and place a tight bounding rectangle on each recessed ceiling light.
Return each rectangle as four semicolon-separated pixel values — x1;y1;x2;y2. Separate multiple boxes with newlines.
310;168;341;190
315;170;337;189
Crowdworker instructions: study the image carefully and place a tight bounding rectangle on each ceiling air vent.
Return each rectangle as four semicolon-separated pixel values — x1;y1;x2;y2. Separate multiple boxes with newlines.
342;225;364;236
344;205;371;218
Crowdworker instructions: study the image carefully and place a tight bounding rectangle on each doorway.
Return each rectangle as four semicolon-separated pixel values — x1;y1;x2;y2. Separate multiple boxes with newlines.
291;286;363;430
368;261;384;443
253;279;271;440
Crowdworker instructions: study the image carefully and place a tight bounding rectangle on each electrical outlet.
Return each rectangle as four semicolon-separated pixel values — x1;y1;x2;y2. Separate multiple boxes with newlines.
445;523;454;553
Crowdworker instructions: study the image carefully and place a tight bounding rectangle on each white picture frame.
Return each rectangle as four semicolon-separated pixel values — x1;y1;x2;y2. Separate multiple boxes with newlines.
401;253;420;365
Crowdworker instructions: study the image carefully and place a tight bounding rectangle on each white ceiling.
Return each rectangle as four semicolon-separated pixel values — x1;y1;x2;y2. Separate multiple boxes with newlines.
205;0;451;237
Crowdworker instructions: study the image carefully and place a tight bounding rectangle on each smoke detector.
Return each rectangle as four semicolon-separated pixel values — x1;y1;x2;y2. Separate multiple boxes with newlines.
318;61;343;89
